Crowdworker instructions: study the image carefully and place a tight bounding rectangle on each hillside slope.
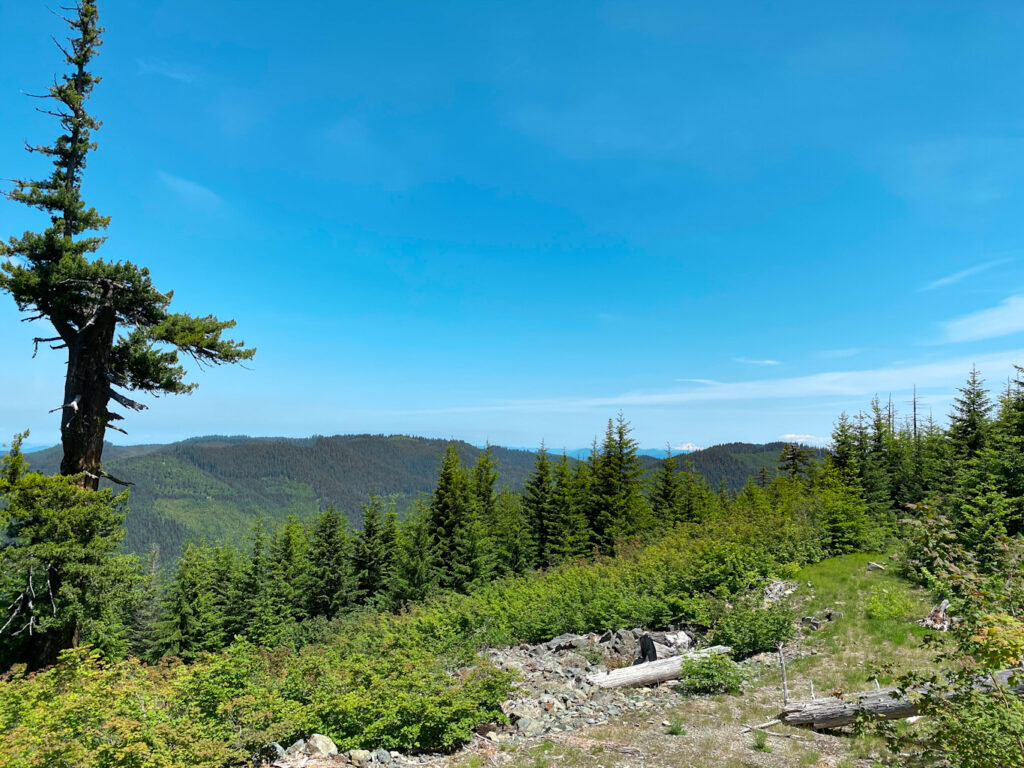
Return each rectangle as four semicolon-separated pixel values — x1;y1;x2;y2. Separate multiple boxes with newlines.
23;436;816;558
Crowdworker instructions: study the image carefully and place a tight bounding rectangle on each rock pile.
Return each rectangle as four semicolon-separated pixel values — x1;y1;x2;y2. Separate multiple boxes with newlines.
268;735;402;767
488;626;697;740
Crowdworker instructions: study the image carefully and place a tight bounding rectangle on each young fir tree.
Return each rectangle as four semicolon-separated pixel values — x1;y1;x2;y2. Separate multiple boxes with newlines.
488;487;536;575
649;449;684;522
306;506;356;620
130;543;162;659
590;414;651;551
0;4;254;488
352;496;399;606
268;516;310;625
677;456;712;523
240;522;294;648
425;445;485;591
471;445;498;522
0;433;138;669
387;508;438;608
151;541;222;661
949;367;994;460
778;443;814;482
522;444;556;566
548;453;591;562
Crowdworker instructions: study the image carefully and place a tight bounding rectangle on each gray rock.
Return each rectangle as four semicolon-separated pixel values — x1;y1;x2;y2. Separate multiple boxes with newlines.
560;651;589;669
305;734;338;757
375;747;392;764
268;742;286;758
285;739;305;756
348;749;373;767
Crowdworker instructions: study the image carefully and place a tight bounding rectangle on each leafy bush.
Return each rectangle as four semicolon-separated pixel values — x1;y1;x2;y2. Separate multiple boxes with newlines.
711;601;795;657
676;654;747;695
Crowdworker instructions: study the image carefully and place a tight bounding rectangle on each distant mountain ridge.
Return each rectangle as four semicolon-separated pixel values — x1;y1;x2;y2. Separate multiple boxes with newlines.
23;435;817;560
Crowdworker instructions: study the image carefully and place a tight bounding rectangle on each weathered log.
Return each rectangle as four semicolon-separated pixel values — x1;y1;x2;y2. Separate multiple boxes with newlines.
779;668;1024;729
587;645;731;689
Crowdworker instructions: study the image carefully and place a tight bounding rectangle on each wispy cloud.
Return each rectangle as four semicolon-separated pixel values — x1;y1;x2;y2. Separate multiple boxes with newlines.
734;357;780;366
943;295;1024;343
922;258;1010;291
158;171;223;210
403;350;1024;415
137;59;199;84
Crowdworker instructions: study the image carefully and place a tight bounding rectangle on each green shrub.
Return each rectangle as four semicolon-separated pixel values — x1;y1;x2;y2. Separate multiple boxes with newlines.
751;728;771;752
712;601;796;658
864;586;913;621
676;654;747;695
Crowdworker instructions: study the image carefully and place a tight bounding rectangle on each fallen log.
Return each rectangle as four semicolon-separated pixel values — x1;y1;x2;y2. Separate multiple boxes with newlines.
778;668;1024;729
587;645;731;689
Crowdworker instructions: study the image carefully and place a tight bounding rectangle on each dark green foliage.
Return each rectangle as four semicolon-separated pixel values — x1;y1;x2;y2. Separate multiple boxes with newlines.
305;506;356;619
547;453;592;562
589;414;652;553
778;443;814;481
353;497;399;607
949;367;993;460
650;450;685;522
522;445;557;565
152;541;228;661
0;4;253;487
388;508;438;608
0;434;139;669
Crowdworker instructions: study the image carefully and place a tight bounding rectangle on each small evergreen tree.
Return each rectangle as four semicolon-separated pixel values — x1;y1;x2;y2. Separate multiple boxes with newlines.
353;496;399;606
522;445;556;566
548;453;591;562
0;433;138;669
306;506;356;620
650;448;684;522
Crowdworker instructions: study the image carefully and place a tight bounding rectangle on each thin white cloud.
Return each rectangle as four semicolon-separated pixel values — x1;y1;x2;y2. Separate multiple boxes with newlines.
137;59;199;84
734;357;780;366
676;378;718;385
401;349;1024;415
158;171;223;210
922;259;1009;291
943;295;1024;343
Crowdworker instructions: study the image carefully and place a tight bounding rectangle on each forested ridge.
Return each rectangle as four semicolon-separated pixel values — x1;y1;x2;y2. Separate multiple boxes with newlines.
22;435;805;560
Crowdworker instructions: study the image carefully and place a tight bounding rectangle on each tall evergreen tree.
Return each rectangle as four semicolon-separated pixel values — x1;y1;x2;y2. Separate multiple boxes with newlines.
306;506;355;620
590;414;651;551
548;453;591;562
353;496;399;606
649;449;684;522
425;445;486;591
949;367;994;460
488;488;536;576
0;4;253;488
387;508;437;608
151;541;222;661
522;445;556;565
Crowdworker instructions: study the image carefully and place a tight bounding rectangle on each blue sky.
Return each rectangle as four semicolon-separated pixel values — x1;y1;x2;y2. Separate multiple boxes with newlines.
2;1;1024;451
